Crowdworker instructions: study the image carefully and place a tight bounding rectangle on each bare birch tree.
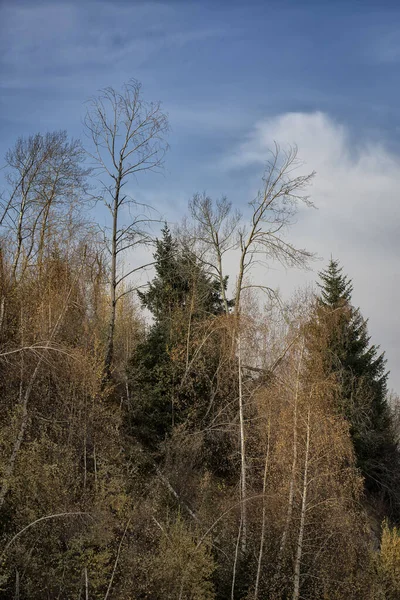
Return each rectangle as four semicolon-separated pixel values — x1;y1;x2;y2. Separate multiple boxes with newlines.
278;339;304;563
292;404;311;600
189;193;240;315
234;143;315;312
1;132;88;282
236;145;314;552
84;79;168;384
189;143;315;555
254;402;272;599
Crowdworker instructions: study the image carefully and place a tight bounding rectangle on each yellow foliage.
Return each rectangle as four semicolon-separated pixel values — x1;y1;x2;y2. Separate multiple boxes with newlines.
379;519;400;598
149;516;215;600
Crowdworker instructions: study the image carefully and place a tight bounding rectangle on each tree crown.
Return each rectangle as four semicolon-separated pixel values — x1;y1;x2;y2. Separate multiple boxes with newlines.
317;258;353;307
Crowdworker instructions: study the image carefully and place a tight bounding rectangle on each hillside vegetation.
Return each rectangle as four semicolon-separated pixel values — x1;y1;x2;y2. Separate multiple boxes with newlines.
1;80;399;600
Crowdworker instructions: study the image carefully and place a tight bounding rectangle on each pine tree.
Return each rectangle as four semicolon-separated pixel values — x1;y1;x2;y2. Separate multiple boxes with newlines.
315;259;399;513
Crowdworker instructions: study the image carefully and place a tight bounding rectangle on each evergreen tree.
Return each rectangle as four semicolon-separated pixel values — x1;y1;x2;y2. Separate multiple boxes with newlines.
317;258;353;306
138;224;229;327
128;225;231;448
138;224;186;324
315;259;399;513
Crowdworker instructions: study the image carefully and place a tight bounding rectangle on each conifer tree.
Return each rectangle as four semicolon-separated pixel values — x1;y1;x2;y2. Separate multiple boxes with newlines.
139;224;229;325
317;258;353;306
315;259;399;512
128;225;231;446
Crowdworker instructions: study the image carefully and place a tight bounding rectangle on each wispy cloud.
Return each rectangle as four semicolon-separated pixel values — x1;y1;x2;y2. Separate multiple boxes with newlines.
0;1;226;91
368;30;400;64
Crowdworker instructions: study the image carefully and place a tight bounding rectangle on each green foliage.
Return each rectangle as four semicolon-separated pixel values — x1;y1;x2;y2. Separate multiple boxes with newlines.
317;258;353;305
315;259;400;512
138;224;229;325
128;225;233;448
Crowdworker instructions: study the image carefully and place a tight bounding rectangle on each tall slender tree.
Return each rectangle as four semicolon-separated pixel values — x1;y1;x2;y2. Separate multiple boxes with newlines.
189;144;315;552
314;259;399;510
84;79;168;385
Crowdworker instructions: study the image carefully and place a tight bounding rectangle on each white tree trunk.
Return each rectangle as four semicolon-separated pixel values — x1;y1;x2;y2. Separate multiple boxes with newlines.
254;407;271;599
238;331;247;553
278;342;304;558
292;406;311;600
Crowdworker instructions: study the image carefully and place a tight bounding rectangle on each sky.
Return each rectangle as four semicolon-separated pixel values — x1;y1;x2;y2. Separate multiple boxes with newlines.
1;0;400;388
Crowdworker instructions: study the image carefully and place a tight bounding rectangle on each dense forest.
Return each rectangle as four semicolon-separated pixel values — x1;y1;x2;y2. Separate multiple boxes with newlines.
1;79;400;599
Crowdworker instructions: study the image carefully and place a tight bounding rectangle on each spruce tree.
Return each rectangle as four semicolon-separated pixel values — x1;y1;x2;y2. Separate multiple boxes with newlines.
128;225;231;447
138;224;229;327
317;258;353;306
315;259;399;513
138;224;187;325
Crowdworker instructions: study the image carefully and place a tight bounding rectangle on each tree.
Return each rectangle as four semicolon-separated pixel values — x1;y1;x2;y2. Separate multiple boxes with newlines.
189;144;315;552
0;131;88;282
314;259;399;510
317;257;352;306
233;143;315;315
189;194;240;316
246;311;376;600
128;225;231;447
84;79;169;384
139;224;229;324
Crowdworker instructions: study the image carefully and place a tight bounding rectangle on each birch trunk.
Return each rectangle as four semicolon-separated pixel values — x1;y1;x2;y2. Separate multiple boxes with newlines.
292;406;311;600
254;407;271;599
237;331;247;553
278;342;304;558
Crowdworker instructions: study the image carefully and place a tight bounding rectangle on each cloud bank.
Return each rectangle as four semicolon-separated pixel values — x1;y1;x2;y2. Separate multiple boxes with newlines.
226;112;400;389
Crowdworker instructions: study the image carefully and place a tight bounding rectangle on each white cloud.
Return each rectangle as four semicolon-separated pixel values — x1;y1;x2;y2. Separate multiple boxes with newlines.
225;112;400;390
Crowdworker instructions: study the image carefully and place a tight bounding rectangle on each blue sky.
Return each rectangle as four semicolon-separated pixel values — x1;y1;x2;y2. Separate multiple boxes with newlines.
3;1;400;156
1;0;400;216
2;1;400;174
1;0;400;387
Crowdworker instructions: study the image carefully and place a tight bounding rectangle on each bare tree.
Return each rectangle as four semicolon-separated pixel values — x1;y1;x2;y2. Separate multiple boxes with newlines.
278;340;304;563
292;404;311;600
1;131;88;282
238;145;314;551
84;79;169;384
254;401;272;600
234;143;315;313
189;193;240;315
189;143;315;554
0;261;85;510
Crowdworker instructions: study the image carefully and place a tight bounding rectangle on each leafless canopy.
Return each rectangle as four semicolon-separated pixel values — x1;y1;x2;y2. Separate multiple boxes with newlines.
84;79;169;274
242;143;315;266
0;131;89;279
84;79;169;198
235;142;316;309
189;193;241;314
84;79;169;382
187;143;316;314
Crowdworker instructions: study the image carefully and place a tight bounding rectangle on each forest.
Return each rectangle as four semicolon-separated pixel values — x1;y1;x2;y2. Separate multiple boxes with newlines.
1;79;400;599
